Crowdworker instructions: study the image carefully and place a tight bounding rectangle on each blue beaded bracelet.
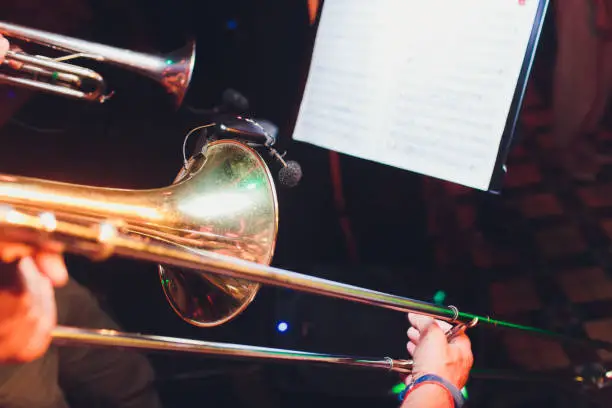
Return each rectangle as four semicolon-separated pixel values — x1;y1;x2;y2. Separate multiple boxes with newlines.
399;374;464;408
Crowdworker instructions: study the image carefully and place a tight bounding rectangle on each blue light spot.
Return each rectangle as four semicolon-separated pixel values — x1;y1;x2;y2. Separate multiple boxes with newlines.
226;19;238;30
276;321;289;333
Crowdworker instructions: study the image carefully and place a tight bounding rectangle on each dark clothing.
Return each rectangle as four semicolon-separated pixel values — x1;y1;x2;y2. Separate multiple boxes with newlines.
0;279;163;408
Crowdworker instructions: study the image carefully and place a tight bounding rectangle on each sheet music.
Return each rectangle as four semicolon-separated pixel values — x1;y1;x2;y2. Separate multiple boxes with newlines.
293;0;542;190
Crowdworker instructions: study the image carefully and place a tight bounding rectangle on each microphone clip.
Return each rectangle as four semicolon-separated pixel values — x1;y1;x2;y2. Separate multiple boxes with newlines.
183;116;302;188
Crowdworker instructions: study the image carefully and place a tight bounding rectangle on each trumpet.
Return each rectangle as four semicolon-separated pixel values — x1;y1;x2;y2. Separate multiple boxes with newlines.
0;21;196;107
0;136;609;374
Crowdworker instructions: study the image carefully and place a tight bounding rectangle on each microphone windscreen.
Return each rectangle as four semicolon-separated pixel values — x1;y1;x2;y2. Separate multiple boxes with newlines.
278;161;302;188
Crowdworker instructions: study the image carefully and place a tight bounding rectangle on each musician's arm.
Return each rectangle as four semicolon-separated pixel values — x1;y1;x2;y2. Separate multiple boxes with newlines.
56;279;163;408
401;374;466;408
403;385;456;408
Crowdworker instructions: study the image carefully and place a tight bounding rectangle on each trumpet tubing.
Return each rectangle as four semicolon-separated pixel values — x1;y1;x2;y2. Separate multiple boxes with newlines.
0;21;196;106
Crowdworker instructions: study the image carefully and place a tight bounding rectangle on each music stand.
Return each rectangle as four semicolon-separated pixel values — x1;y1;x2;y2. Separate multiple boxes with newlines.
293;0;551;193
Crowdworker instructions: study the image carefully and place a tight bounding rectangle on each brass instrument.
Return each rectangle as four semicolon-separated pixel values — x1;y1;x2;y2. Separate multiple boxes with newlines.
0;136;609;374
0;21;196;106
0;139;275;327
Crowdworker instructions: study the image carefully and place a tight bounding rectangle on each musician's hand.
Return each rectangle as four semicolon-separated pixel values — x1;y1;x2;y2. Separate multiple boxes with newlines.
0;249;68;363
406;313;473;390
0;244;68;287
0;35;8;63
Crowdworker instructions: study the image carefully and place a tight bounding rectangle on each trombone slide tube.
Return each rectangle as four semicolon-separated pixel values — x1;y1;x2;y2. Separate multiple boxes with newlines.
3;207;612;352
52;326;413;374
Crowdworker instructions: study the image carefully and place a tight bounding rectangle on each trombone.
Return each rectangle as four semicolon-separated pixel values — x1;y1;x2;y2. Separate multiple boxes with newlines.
0;21;196;107
0;134;608;375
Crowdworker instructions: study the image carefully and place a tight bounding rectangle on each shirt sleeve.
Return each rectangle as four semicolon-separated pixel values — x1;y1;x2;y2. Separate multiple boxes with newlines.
55;279;164;408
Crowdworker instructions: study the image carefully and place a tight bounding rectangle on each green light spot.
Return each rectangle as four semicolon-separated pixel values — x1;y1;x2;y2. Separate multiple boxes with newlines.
165;59;174;65
51;71;59;81
391;382;466;399
433;290;447;305
391;382;406;394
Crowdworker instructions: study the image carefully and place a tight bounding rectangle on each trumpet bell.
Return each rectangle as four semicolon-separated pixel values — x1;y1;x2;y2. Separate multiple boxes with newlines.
0;140;278;326
159;40;196;108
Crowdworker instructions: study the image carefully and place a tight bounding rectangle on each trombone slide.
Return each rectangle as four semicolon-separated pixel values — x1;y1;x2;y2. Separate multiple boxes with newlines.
52;326;413;374
2;204;612;352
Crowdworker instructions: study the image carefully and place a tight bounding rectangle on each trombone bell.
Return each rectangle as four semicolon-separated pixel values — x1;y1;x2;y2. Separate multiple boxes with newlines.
0;21;196;107
0;140;278;327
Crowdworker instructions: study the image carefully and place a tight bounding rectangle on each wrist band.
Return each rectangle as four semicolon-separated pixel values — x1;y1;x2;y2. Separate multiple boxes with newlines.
399;374;465;408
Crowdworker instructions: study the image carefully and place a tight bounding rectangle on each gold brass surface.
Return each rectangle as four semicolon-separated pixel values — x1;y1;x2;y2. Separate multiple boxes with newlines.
0;140;278;326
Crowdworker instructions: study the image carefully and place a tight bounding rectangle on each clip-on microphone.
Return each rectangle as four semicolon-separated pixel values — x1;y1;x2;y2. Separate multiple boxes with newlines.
212;115;302;188
183;115;302;188
184;89;302;187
